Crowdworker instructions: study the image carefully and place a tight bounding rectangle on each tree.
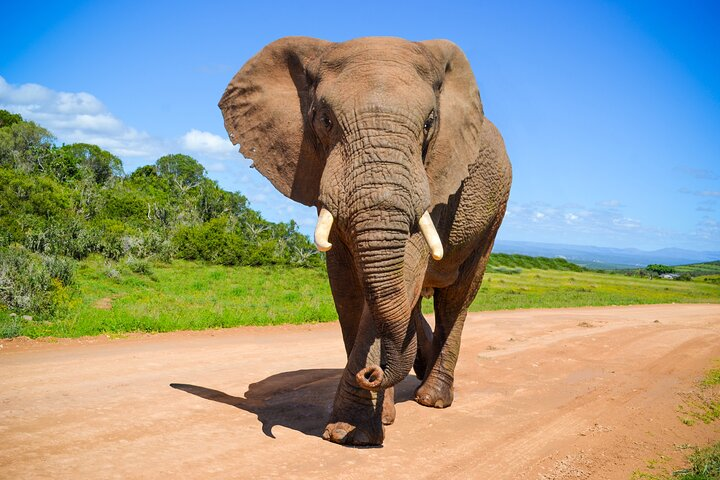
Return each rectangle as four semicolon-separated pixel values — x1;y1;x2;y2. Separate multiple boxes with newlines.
155;154;206;191
0;119;55;172
646;264;675;275
52;143;123;184
0;109;23;128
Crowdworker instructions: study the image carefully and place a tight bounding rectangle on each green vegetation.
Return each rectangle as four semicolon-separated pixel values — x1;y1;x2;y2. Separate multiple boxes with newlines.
702;362;720;388
2;256;717;338
487;253;586;272
632;443;720;480
1;109;718;339
0;110;321;331
647;264;676;275
633;361;720;480
462;267;719;313
675;262;720;277
618;262;720;284
678;360;720;426
16;256;337;338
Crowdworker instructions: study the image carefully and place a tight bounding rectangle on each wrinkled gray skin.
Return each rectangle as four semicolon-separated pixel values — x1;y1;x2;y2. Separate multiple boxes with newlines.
219;37;512;446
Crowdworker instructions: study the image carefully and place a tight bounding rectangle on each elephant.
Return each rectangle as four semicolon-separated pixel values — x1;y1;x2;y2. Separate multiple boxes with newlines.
219;36;512;446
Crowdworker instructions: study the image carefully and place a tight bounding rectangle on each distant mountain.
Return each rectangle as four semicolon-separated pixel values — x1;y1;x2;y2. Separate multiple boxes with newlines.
493;240;720;269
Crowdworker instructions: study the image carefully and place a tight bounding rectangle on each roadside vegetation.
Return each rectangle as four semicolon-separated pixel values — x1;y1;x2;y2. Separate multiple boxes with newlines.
3;254;717;338
615;262;720;284
0;110;320;336
1;109;719;338
632;362;720;480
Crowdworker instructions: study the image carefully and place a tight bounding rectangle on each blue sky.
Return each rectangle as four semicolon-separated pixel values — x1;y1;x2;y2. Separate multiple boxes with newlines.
1;0;718;251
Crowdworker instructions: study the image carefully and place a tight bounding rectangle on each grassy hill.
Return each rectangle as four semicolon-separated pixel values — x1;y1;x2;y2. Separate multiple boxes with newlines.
674;261;720;277
488;253;585;272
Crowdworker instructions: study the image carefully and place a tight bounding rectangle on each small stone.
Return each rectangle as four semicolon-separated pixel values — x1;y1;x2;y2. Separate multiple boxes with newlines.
22;315;32;321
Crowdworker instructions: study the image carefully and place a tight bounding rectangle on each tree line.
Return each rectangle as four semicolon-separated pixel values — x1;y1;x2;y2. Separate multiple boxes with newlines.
0;109;322;323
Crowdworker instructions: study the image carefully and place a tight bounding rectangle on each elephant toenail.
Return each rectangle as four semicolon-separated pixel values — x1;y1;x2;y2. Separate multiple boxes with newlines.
331;428;348;442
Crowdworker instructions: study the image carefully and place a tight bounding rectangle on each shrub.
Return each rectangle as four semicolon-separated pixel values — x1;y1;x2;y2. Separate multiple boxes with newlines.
647;264;675;275
0;245;76;326
24;218;97;259
174;217;245;265
488;265;523;274
123;256;154;276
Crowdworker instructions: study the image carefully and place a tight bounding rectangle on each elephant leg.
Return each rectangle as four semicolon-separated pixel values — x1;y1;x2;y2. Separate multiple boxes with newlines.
412;299;434;381
323;306;387;445
415;229;498;409
326;234;364;357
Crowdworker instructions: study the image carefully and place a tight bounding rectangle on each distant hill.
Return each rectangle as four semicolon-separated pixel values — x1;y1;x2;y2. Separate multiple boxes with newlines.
494;240;720;269
674;261;720;277
488;253;585;272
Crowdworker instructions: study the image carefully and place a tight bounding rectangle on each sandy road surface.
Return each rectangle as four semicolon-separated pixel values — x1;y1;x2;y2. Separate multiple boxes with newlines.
1;304;719;479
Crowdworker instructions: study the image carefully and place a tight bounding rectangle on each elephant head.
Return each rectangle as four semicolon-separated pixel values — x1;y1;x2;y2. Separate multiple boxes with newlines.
219;37;486;391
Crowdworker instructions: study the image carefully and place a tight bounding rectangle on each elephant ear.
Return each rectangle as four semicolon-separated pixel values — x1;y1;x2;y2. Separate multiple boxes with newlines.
420;40;485;207
219;37;332;206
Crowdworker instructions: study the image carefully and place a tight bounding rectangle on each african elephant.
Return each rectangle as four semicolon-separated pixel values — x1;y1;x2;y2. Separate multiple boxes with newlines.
219;36;512;446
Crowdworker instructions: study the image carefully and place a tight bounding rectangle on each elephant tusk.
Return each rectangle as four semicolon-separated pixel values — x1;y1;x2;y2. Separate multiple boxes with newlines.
419;211;444;261
314;208;334;252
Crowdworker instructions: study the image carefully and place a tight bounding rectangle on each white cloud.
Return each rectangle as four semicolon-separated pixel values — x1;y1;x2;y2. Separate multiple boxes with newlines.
204;161;228;173
504;201;662;243
597;199;622;208
0;75;163;158
673;166;719;180
180;129;236;158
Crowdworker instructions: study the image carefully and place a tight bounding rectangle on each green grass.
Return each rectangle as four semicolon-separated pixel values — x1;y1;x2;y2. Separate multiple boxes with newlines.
15;256;338;338
678;360;720;427
675;261;720;277
632;443;720;480
633;361;720;480
702;362;720;388
3;255;719;338
423;267;719;314
488;253;585;271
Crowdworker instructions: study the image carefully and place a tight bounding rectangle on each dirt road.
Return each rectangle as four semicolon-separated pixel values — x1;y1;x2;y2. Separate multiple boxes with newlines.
2;304;719;479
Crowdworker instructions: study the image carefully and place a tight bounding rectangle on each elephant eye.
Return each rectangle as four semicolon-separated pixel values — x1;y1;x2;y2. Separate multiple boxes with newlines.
320;113;333;131
423;110;436;134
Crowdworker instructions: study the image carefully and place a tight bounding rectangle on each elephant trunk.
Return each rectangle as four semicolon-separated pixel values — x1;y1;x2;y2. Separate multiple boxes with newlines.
318;122;432;392
352;217;417;391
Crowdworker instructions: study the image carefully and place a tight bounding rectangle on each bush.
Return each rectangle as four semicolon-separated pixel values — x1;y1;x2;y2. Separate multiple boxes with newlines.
0;245;76;326
174;217;245;265
647;264;675;275
24;218;98;259
0;111;325;270
123;256;154;276
488;265;523;274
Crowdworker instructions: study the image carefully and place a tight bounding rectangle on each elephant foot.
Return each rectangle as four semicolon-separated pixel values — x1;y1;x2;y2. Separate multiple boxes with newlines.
322;419;384;446
415;377;454;408
382;386;396;425
323;374;387;446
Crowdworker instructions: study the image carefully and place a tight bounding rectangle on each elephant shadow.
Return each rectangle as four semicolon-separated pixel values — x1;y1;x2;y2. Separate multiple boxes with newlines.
171;369;420;439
